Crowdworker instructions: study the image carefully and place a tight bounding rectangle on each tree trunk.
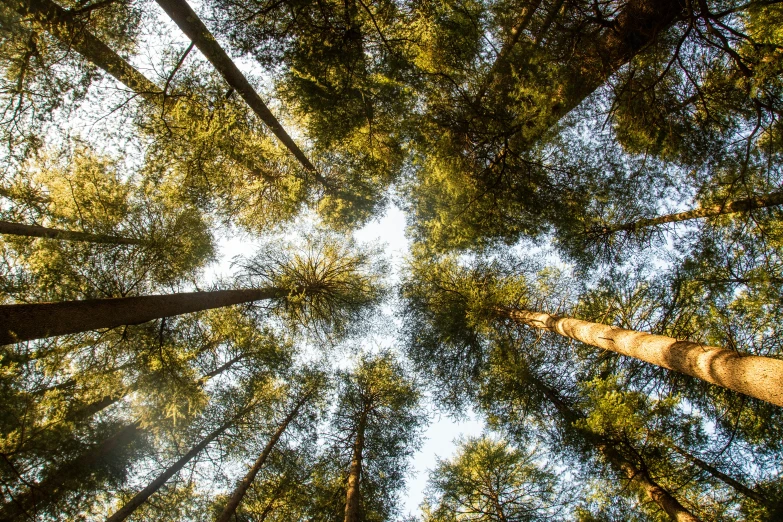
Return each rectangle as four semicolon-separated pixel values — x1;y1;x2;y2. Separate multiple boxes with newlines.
344;408;368;522
106;417;236;522
215;391;314;522
498;307;783;408
152;0;318;176
0;288;285;345
4;0;291;185
666;442;772;507
0;422;142;521
532;378;701;522
594;191;783;236
0;221;143;245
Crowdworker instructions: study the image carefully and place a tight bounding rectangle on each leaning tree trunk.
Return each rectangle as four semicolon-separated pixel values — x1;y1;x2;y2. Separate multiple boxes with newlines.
593;191;783;236
0;422;142;521
344;408;368;522
152;0;320;178
0;288;286;345
3;0;286;185
216;391;314;522
0;221;143;245
106;416;238;522
533;378;702;522
666;441;773;507
497;307;783;408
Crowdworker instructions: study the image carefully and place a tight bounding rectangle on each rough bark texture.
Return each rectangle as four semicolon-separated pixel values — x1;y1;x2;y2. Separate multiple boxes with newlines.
0;221;143;245
106;418;236;522
597;191;783;235
0;422;142;521
215;392;313;522
534;380;702;522
500;307;783;407
0;288;285;345
152;0;317;174
344;408;368;522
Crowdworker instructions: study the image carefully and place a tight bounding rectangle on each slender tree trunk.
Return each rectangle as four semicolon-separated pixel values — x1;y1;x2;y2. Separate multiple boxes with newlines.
106;417;237;522
216;392;314;522
666;442;772;507
152;0;318;176
0;288;286;345
0;221;142;245
594;191;783;236
532;378;701;522
497;307;783;408
0;422;142;521
3;0;291;185
344;408;368;522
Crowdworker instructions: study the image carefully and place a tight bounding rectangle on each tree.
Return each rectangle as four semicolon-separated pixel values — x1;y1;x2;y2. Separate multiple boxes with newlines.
422;436;565;521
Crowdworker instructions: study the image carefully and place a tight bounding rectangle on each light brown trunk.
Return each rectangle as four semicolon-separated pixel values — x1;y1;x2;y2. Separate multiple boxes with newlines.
106;417;236;522
499;307;783;408
0;422;141;521
0;287;285;345
152;0;319;176
0;221;142;245
596;191;783;236
215;392;313;522
344;408;367;522
533;379;701;522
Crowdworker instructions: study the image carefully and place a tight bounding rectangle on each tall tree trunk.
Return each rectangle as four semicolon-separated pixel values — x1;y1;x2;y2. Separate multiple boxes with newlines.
532;378;702;522
0;288;285;345
666;441;772;507
344;408;368;522
497;307;783;408
0;221;143;245
152;0;319;176
216;391;314;522
106;417;237;522
0;422;142;521
593;191;783;236
3;0;291;185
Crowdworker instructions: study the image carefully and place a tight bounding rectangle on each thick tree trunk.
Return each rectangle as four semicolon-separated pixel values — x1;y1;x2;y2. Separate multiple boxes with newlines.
594;191;783;236
344;408;368;522
0;221;142;245
0;422;142;521
215;392;313;522
498;307;783;407
152;0;319;176
0;288;285;345
666;442;772;507
533;379;701;522
106;417;236;522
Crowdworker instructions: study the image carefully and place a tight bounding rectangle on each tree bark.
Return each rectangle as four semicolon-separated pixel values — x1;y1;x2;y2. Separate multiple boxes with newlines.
215;391;314;522
152;0;319;176
0;287;286;345
344;408;368;522
0;422;142;521
594;191;783;236
498;307;783;408
106;417;236;522
0;221;143;245
532;379;701;522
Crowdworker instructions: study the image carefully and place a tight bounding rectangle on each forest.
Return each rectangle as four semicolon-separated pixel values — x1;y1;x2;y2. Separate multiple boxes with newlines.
0;0;782;519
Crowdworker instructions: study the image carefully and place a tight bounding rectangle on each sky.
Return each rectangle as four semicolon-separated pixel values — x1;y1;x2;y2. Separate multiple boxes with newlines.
208;202;485;516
